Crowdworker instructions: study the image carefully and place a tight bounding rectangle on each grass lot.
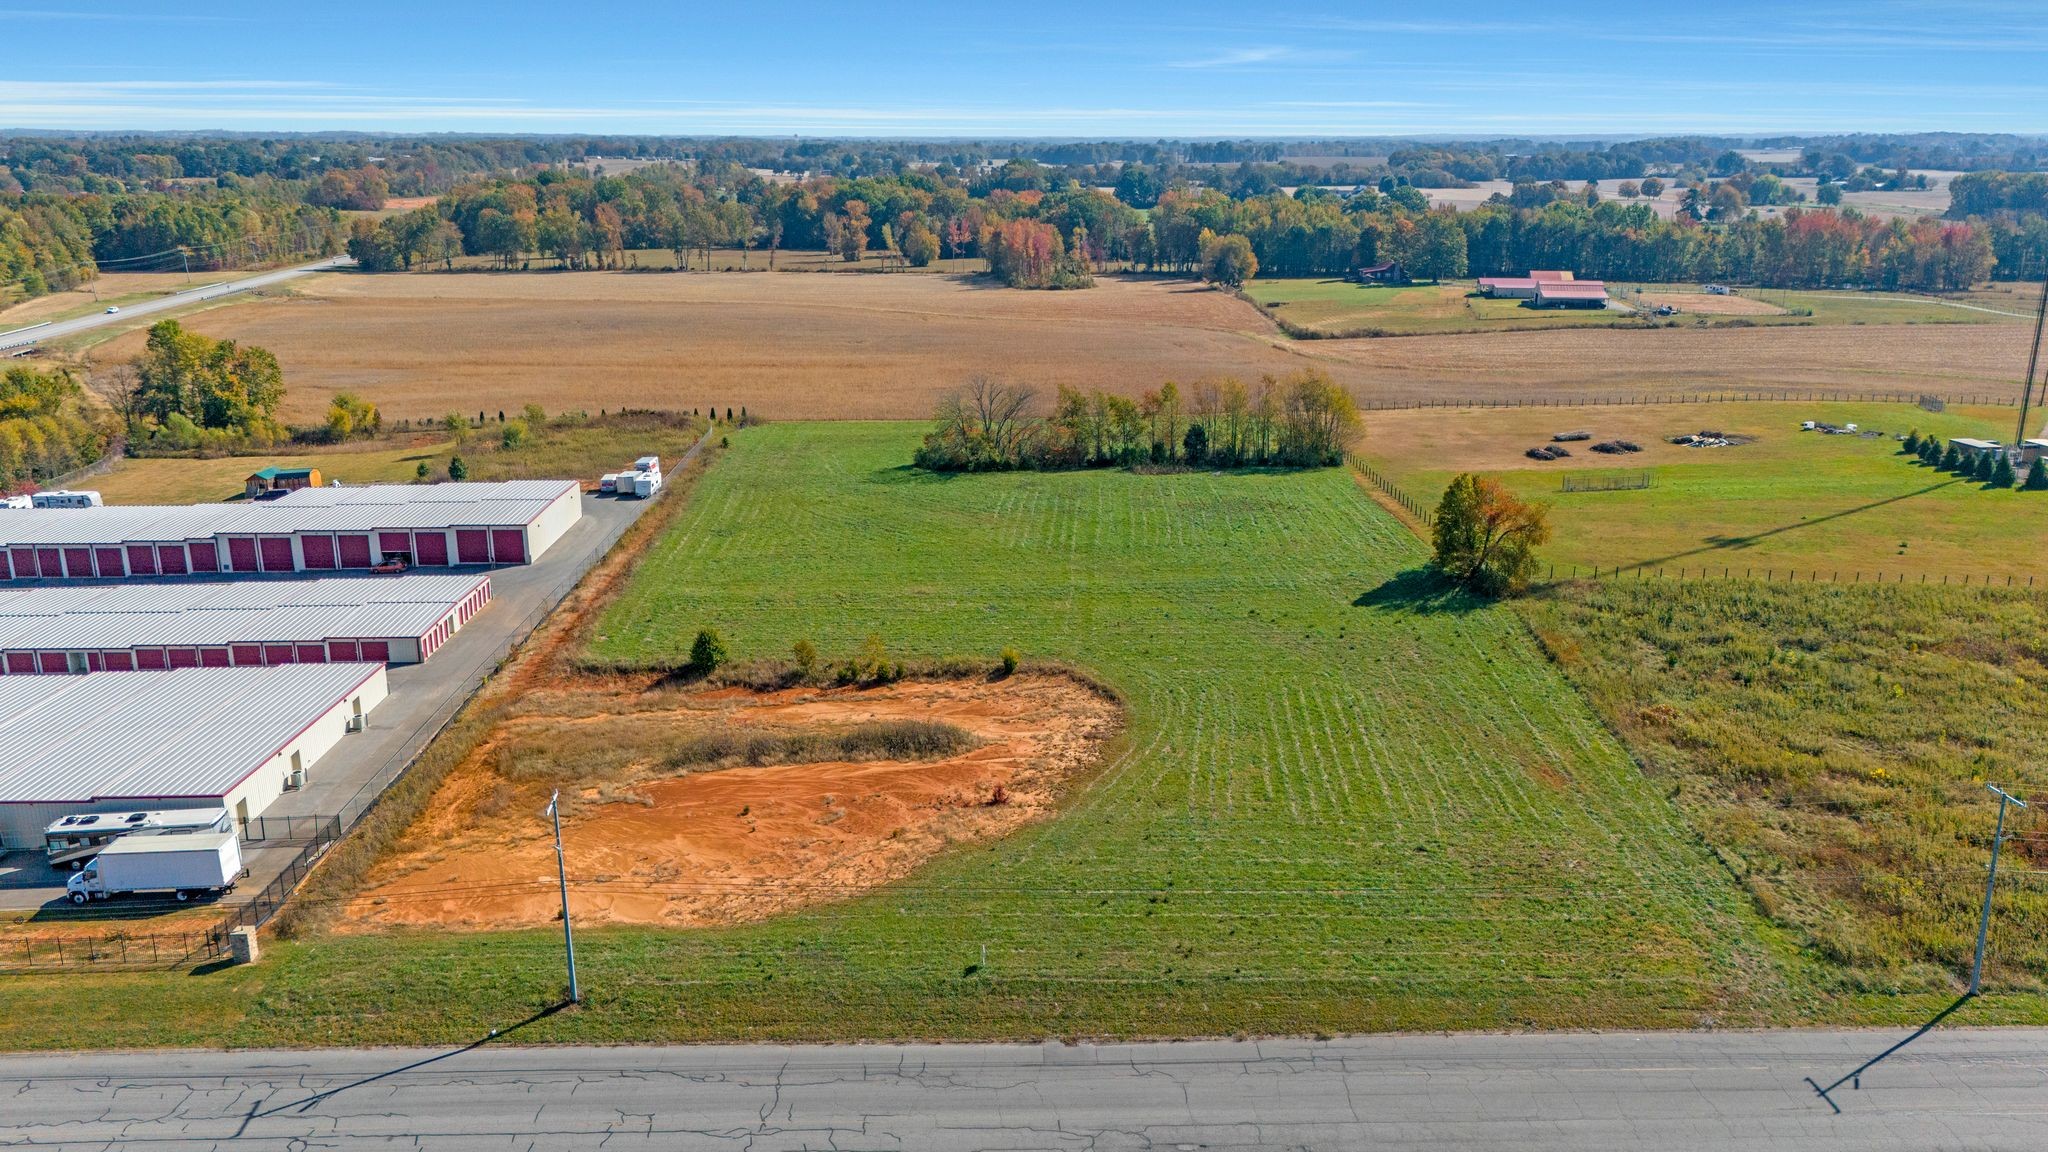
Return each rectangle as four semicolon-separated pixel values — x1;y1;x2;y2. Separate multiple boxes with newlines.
0;421;1800;1048
1358;401;2048;582
1247;279;1644;337
88;410;705;506
1739;288;2027;326
1523;580;2048;991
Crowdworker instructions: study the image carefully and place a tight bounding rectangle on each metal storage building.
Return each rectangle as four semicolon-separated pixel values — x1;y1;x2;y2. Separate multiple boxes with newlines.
0;663;387;850
0;572;490;674
0;480;581;581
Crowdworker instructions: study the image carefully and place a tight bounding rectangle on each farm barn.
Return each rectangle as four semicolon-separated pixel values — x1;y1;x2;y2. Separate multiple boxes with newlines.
1533;280;1611;308
1476;270;1577;299
0;663;387;850
0;480;580;581
0;572;490;674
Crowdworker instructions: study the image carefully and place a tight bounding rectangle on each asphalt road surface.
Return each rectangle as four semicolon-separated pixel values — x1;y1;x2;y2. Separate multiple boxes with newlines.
0;257;349;352
2;1029;2044;1149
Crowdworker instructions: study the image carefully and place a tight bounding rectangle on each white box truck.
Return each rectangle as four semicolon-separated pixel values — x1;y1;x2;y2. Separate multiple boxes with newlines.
66;830;242;904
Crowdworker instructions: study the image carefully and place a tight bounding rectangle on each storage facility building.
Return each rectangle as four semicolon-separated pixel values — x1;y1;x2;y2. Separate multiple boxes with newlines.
0;663;387;850
0;572;490;674
1532;280;1611;308
0;480;581;582
1477;270;1577;299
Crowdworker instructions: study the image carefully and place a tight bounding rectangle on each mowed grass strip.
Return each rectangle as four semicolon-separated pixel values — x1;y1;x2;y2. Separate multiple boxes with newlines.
186;420;1786;1046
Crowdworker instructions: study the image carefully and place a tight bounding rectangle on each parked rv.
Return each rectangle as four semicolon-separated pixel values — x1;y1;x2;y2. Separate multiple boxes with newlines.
43;807;231;869
30;490;103;508
66;830;242;904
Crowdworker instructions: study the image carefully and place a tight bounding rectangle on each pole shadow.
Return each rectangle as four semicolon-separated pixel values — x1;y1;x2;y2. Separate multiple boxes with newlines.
1804;991;1974;1113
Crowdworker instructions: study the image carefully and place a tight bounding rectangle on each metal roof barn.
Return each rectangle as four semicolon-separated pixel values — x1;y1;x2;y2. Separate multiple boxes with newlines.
0;572;490;672
0;664;388;849
0;480;582;581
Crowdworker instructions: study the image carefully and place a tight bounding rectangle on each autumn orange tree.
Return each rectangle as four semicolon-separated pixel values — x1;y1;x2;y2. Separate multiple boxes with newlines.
1430;474;1551;597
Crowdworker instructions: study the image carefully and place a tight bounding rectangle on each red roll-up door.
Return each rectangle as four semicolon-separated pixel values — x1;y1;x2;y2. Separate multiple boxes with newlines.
36;548;60;577
125;544;158;575
259;536;295;572
489;529;526;564
227;538;258;572
329;640;359;662
338;535;372;568
360;640;390;662
134;649;167;670
102;652;134;671
455;529;489;564
167;648;198;669
295;643;326;663
38;653;68;673
61;547;92;577
8;548;33;577
414;532;448;566
0;551;10;580
4;653;32;674
92;547;124;577
263;644;295;664
200;648;230;668
158;545;188;575
230;644;261;666
301;535;336;569
377;531;410;559
186;541;215;572
87;652;103;671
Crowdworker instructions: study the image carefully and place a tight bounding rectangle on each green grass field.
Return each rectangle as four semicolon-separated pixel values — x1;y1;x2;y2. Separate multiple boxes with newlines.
1360;401;2048;582
1741;288;2028;326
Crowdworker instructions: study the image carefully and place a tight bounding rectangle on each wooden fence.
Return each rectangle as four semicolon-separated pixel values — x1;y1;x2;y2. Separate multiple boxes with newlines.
1545;564;2043;590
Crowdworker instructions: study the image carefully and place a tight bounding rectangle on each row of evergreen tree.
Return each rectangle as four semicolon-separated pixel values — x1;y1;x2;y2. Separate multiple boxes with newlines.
1901;429;2048;490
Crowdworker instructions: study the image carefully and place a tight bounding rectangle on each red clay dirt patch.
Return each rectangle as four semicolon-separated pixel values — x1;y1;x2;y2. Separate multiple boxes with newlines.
337;674;1120;932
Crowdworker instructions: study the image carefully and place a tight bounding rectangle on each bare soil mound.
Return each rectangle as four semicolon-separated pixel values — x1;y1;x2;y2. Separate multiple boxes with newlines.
337;674;1120;932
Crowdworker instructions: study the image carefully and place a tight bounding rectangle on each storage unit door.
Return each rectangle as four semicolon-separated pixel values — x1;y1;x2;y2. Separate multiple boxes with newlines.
102;652;134;671
134;649;167;670
125;544;158;575
9;548;35;578
38;653;68;673
158;544;189;575
263;644;295;664
295;643;327;663
92;547;124;577
4;653;32;674
377;531;410;559
227;538;259;572
338;535;372;568
414;531;449;566
360;640;390;662
167;648;198;669
61;547;91;577
259;536;295;572
455;529;490;564
300;535;336;570
200;648;230;668
489;529;526;564
0;550;8;580
87;653;102;671
328;640;360;662
230;644;261;666
186;541;215;572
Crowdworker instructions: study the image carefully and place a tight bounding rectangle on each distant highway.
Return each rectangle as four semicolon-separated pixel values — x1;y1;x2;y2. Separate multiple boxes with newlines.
2;1029;2045;1149
0;255;350;352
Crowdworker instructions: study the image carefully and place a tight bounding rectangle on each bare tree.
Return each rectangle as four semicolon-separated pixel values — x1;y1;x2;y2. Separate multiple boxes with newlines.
966;376;1037;460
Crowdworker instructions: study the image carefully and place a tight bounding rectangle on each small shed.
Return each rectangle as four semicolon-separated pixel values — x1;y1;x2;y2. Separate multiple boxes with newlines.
245;467;322;500
1950;437;2004;462
1348;262;1406;285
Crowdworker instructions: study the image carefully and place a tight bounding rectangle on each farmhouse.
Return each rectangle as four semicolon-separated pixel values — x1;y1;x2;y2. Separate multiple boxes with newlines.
1348;261;1406;285
0;663;386;850
0;571;490;675
244;466;323;500
1476;270;1577;299
1532;280;1612;309
0;479;581;581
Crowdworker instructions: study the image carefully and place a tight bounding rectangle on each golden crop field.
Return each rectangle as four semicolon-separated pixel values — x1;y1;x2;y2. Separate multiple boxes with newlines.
80;270;2039;424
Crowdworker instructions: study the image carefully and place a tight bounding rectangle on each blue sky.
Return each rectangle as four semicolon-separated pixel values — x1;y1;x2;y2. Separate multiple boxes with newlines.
3;2;2044;137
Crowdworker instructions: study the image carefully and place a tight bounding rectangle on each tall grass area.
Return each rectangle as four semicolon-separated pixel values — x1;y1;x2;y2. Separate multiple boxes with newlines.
176;420;1795;1047
1523;580;2048;992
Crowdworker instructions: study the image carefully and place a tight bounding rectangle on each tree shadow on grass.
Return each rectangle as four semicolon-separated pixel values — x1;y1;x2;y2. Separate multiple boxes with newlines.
1353;568;1490;616
867;464;959;486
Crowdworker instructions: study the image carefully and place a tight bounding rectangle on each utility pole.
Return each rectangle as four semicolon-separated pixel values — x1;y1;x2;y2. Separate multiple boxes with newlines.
1970;784;2027;994
2016;269;2047;446
544;790;580;1004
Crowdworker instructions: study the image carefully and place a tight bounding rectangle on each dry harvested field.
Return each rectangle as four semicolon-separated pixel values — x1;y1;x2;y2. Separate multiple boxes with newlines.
0;272;204;328
83;271;2036;423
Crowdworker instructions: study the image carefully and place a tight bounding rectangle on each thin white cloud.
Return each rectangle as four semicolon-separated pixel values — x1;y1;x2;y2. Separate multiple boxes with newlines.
1167;45;1352;69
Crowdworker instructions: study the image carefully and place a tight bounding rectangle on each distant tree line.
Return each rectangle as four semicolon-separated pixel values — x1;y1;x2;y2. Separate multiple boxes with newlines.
913;372;1360;472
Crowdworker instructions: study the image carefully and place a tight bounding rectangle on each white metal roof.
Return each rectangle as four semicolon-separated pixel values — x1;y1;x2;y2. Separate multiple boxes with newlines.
0;664;383;805
0;572;485;651
0;481;578;548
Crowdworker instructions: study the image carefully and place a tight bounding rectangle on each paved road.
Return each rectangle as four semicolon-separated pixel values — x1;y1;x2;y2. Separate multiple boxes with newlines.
0;257;350;352
0;1030;2043;1149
